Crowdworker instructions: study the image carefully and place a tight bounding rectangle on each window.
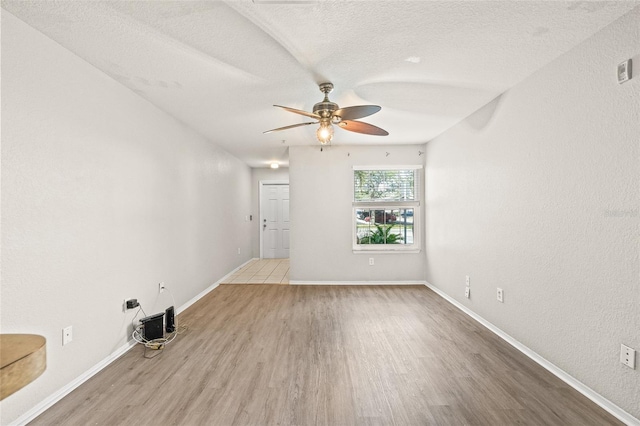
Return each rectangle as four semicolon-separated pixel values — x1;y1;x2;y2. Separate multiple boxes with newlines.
353;167;421;252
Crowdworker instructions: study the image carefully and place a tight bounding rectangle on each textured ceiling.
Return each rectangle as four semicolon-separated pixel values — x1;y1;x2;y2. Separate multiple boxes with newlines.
2;1;638;167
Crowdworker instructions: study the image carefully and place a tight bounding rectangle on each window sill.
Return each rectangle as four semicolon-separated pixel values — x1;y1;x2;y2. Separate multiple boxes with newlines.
352;248;421;254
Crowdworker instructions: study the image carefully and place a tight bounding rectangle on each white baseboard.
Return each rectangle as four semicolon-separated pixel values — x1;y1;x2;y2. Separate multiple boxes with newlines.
290;280;427;285
9;260;257;426
425;282;640;426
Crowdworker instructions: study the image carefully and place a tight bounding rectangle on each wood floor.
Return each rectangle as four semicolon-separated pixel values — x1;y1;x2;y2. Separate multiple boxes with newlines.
32;285;621;426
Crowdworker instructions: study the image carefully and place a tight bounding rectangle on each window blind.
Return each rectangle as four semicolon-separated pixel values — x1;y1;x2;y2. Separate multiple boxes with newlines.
354;169;415;202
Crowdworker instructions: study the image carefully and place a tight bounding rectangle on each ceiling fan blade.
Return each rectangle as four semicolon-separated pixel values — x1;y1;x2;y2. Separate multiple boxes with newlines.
263;121;317;134
333;105;381;121
274;105;321;120
338;120;388;136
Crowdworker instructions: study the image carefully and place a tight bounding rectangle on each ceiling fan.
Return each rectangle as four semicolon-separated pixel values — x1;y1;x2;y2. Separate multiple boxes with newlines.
264;83;388;145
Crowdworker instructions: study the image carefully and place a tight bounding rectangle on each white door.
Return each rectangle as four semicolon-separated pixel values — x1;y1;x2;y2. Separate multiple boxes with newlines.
261;184;290;259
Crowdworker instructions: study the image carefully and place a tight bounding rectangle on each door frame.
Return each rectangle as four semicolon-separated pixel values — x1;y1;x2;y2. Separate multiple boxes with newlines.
259;180;289;259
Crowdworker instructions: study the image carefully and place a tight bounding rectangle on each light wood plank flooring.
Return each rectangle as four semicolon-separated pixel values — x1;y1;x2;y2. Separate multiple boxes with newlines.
222;259;289;284
32;285;622;425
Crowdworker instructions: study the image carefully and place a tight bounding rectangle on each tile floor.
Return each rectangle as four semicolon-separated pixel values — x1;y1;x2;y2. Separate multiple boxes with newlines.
222;258;289;284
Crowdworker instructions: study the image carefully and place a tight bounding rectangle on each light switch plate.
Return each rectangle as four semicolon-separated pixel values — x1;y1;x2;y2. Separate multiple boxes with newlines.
618;59;632;84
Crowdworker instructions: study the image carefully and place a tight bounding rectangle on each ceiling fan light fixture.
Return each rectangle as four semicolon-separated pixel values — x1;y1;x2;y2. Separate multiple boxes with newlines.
316;122;334;144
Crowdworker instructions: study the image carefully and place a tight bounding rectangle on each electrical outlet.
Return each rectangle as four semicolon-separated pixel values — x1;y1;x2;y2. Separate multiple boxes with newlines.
237;248;241;255
159;282;165;293
62;326;73;346
125;299;139;310
465;287;470;298
496;288;504;303
465;275;470;286
620;344;636;369
369;258;374;266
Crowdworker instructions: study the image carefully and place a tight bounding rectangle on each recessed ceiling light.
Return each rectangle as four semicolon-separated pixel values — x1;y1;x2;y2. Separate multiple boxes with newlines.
405;56;421;64
270;163;279;169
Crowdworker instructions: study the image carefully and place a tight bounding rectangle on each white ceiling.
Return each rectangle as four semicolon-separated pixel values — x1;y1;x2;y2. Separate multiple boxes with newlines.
3;1;638;167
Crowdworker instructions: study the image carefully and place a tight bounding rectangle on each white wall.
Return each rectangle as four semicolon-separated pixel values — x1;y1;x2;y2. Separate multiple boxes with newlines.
425;7;639;419
250;167;290;258
0;12;252;424
289;145;426;283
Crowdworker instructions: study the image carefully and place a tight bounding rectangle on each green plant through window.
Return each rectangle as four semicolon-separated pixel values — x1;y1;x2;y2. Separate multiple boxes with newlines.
358;223;404;244
356;208;413;245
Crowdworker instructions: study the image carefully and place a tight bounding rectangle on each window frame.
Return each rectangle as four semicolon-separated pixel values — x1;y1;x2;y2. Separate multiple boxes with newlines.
352;166;422;253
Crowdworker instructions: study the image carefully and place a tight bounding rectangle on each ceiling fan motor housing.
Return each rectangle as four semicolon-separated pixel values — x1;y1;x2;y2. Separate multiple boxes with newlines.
313;82;339;119
313;100;339;119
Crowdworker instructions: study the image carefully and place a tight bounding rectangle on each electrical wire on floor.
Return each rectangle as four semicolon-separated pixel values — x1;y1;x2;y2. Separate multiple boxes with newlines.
130;288;189;359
